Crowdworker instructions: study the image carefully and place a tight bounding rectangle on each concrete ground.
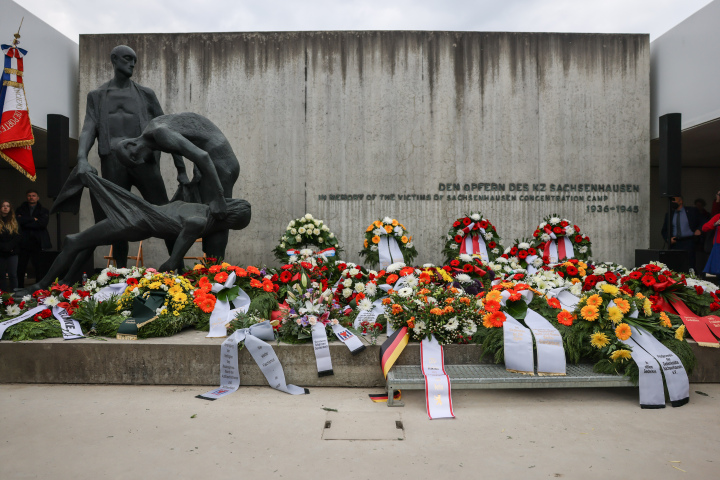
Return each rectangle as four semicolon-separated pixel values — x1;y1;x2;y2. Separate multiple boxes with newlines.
1;385;718;480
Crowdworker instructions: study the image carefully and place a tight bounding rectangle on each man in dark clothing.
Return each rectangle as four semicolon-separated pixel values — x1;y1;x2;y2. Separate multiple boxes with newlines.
15;190;51;288
661;195;702;272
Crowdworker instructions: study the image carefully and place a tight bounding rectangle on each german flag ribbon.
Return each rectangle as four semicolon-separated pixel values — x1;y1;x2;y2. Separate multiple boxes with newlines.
379;326;409;378
369;390;402;403
670;298;720;347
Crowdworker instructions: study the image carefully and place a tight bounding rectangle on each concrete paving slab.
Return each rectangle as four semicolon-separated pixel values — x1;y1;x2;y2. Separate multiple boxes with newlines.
1;384;719;479
322;410;404;440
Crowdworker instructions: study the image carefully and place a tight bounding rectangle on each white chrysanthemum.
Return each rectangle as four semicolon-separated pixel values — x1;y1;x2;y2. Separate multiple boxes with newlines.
67;293;81;302
370;245;378;252
368;269;377;276
5;305;21;316
121;310;131;317
456;229;465;236
43;296;60;307
496;256;508;264
161;285;169;291
491;248;499;254
387;262;406;273
96;273;109;285
365;283;377;297
289;255;299;264
503;247;512;255
533;257;544;268
504;266;512;273
446;234;453;240
455;273;472;284
422;263;435;268
444;317;459;331
594;267;607;275
565;226;575;236
405;275;418;288
550;217;561;224
463;323;477;336
305;213;313;220
518;242;530;250
459;254;473;262
570;283;583;296
354;282;365;293
579;246;588;253
450;243;459;250
342;288;352;298
540;233;551;242
382;217;393;224
373;228;385;236
397;287;413;298
300;248;312;256
484;233;493;241
539;222;547;228
470;213;481;221
22;295;32;302
343;278;353;287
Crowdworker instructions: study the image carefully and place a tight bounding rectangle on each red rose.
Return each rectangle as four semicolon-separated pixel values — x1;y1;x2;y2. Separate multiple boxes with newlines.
574;235;583;244
41;309;52;319
455;235;464;243
518;250;528;259
620;285;634;296
5;297;14;306
557;271;565;278
19;301;25;309
453;221;461;228
462;217;472;226
450;259;460;267
657;275;667;283
488;241;496;249
553;226;563;235
566;265;578;276
694;285;704;295
604;273;618;284
63;290;72;299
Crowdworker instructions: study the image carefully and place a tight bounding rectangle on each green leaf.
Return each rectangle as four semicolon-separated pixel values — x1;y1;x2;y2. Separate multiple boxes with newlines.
506;300;528;320
217;285;239;303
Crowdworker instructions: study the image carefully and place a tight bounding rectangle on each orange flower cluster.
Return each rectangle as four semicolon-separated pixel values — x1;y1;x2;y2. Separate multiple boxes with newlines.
556;310;574;326
193;278;217;313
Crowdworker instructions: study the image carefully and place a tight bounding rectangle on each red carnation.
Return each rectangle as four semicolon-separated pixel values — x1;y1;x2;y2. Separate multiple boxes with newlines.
575;235;583;244
533;230;540;237
694;285;704;295
573;225;580;233
710;302;720;312
657;275;667;283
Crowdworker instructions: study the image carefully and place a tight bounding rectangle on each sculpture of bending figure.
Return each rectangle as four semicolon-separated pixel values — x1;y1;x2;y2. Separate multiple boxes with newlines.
17;173;250;294
115;112;240;259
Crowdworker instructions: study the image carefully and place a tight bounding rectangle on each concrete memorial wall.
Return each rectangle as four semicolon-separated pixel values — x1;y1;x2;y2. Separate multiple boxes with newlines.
79;32;649;269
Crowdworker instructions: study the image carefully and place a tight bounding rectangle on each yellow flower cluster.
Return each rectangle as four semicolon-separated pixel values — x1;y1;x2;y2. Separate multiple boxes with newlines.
117;273;195;318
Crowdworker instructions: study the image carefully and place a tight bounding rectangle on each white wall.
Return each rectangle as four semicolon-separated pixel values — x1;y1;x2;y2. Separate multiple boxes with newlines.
0;0;78;138
650;0;720;138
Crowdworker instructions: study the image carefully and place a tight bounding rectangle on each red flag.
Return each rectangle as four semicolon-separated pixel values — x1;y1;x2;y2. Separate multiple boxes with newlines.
1;43;35;180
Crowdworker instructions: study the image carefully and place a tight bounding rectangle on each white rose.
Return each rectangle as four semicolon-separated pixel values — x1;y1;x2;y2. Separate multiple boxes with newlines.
318;238;324;243
343;278;353;287
354;282;365;292
308;315;317;326
121;310;131;317
329;233;334;238
313;220;319;226
305;214;313;220
407;242;414;248
290;228;297;235
342;288;352;298
579;246;588;253
280;243;285;248
295;235;302;242
298;227;306;234
349;268;360;276
322;225;329;231
290;220;296;227
370;245;378;252
313;229;320;236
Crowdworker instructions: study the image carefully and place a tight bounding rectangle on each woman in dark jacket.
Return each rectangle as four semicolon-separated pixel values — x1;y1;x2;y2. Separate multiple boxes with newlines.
0;200;22;292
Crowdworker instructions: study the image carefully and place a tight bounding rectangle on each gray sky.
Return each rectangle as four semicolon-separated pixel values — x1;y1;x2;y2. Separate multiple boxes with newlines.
12;0;716;43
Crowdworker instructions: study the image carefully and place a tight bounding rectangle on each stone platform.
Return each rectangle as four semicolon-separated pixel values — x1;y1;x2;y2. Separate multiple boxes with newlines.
1;331;719;386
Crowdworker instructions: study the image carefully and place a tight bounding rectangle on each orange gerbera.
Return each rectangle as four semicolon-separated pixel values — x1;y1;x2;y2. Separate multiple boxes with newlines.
386;274;399;284
366;224;373;232
194;293;216;313
615;323;632;341
374;220;383;228
193;263;204;271
262;281;275;293
364;239;369;248
199;276;210;286
419;272;431;284
614;298;631;314
372;235;381;244
214;272;229;284
247;266;261;276
399;267;415;276
391;304;403;315
580;305;599;321
401;236;408;244
234;267;247;277
250;279;263;288
586;295;602;307
384;225;393;234
392;219;399;226
557;310;574;326
485;290;502;302
546;297;561;309
208;265;222;274
483;311;506;328
483;300;501;312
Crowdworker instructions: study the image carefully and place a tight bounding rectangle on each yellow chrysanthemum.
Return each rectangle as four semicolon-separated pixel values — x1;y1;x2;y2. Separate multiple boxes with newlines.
401;236;408;244
590;332;610;349
615;323;632;341
372;235;381;244
193;264;204;271
643;299;653;316
610;349;632;362
659;312;671;328
384;225;393;234
614;298;630;314
571;278;580;284
578;268;586;277
635;292;645;299
578;261;587;269
485;290;503;302
607;306;624;324
675;325;686;340
581;305;599;321
586;295;603;307
601;284;619;296
148;282;161;290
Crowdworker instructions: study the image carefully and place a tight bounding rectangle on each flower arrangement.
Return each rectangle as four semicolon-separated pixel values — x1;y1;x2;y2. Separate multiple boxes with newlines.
530;215;592;262
80;265;150;296
272;214;341;262
359;217;417;268
278;282;344;342
442;212;503;263
490;240;544;276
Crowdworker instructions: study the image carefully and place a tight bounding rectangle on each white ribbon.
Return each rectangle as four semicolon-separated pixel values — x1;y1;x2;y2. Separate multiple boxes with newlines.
331;323;366;354
547;287;581;310
545;233;575;263
378;236;404;270
93;282;128;301
525;255;539;275
354;299;386;330
523;309;566;376
630;325;689;407
0;305;46;340
421;335;455;419
311;322;333;376
207;272;252;338
198;320;307;400
52;306;85;340
461;223;489;262
500;290;535;374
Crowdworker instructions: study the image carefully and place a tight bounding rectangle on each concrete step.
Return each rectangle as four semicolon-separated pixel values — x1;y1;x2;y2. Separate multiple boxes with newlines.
1;330;718;386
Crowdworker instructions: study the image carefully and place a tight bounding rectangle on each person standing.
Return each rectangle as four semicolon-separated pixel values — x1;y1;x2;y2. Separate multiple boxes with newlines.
661;195;702;271
702;211;720;276
15;190;51;288
0;201;21;291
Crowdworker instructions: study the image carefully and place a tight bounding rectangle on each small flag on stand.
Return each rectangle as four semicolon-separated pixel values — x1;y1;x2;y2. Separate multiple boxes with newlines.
0;21;35;181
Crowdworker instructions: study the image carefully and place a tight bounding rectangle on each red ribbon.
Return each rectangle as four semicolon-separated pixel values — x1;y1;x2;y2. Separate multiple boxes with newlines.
670;297;719;347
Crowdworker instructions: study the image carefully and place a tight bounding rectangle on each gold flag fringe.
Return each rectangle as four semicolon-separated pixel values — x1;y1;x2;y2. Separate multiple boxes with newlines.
3;67;23;76
506;368;535;376
136;316;159;329
0;149;36;181
2;80;23;88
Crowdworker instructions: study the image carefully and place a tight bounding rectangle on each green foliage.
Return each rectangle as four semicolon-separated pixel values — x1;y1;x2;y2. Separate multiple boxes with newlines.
2;318;63;341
